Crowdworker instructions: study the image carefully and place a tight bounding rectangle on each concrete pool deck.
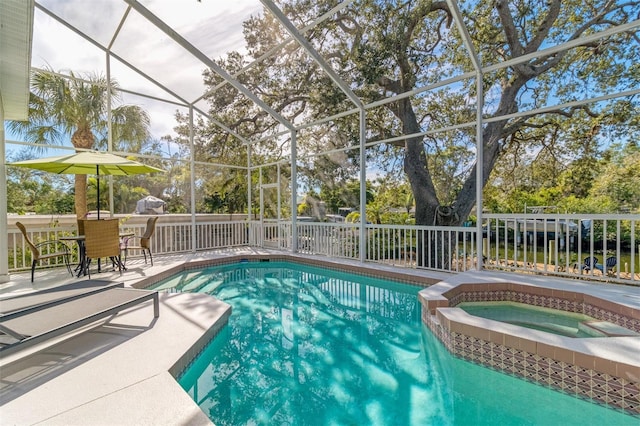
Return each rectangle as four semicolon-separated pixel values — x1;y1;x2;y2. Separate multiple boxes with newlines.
1;249;639;424
1;292;226;425
0;250;247;425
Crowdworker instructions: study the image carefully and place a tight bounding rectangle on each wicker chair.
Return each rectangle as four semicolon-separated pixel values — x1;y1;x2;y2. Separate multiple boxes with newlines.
122;216;158;266
16;222;72;282
77;218;86;236
84;219;123;277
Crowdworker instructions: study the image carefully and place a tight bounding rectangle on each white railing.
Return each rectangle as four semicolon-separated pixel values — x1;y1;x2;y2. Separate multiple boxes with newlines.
197;221;248;249
297;222;361;260
8;224;77;272
249;219;290;250
249;221;477;273
121;220;249;256
6;214;639;285
482;213;639;285
120;220;249;256
365;224;477;272
8;218;249;272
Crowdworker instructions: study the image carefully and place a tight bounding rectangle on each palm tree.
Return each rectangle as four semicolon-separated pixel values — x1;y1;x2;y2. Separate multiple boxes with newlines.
7;68;150;218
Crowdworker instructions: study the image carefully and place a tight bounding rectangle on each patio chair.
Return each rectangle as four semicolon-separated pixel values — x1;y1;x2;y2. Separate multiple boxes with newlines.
595;256;617;276
582;256;599;273
84;219;123;278
77;218;86;235
121;216;158;266
15;222;72;282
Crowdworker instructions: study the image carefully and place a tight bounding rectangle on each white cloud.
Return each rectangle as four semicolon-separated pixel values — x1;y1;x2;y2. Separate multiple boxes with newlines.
30;0;262;143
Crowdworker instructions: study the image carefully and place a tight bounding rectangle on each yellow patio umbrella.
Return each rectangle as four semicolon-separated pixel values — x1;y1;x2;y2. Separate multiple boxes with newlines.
9;151;165;218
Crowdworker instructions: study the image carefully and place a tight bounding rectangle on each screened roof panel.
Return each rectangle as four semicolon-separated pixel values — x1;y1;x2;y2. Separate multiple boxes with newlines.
108;57;187;105
137;0;259;61
32;0;267;114
31;9;108;75
110;11;210;103
16;0;640;160
36;0;129;47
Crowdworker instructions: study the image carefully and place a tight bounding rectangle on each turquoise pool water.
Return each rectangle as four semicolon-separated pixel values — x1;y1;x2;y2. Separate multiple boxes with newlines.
152;261;636;425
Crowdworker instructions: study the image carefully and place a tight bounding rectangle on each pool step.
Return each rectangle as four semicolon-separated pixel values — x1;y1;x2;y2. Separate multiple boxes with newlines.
579;320;640;337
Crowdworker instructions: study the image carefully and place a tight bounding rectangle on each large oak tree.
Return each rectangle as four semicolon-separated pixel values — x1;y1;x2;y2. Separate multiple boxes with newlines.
184;0;639;226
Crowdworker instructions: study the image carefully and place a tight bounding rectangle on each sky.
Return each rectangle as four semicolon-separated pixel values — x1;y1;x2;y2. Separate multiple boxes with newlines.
6;0;263;158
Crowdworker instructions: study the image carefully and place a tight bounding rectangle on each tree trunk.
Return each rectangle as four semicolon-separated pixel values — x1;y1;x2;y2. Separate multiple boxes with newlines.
75;175;88;219
398;98;439;225
395;98;447;267
452;82;522;223
71;126;95;219
393;78;524;267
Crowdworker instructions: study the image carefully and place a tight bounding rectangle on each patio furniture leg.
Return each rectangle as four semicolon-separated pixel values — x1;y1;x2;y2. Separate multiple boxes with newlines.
110;256;125;274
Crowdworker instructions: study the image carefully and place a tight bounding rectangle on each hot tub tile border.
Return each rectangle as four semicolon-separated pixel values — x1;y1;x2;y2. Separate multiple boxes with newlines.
421;282;640;416
441;287;640;333
429;316;639;415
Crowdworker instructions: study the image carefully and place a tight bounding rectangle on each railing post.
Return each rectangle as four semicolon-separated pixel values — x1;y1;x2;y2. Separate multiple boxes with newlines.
0;122;9;282
189;106;197;253
291;130;298;253
359;109;366;263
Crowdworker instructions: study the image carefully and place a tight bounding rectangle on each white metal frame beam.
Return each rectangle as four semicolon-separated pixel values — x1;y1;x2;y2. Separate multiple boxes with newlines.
197;0;355;103
446;0;484;269
260;0;366;256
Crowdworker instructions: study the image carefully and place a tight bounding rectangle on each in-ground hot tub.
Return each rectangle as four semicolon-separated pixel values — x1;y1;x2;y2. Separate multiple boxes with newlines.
458;301;639;338
419;273;640;416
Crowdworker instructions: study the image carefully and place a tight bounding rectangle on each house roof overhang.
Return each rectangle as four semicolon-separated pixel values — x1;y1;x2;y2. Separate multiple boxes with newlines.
0;0;34;121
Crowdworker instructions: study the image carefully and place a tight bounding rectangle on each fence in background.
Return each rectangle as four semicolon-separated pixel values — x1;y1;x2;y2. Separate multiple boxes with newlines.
482;213;639;284
254;221;477;273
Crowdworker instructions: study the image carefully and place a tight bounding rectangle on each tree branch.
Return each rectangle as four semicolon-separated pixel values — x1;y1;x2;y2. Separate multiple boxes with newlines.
496;0;524;57
376;76;402;93
529;1;636;75
524;0;561;54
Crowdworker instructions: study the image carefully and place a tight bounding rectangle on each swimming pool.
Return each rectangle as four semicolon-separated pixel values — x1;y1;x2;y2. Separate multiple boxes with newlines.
152;261;637;425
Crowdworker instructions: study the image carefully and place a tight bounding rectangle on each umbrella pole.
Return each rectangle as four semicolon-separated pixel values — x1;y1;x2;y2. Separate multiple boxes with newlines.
96;165;100;220
96;165;101;272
